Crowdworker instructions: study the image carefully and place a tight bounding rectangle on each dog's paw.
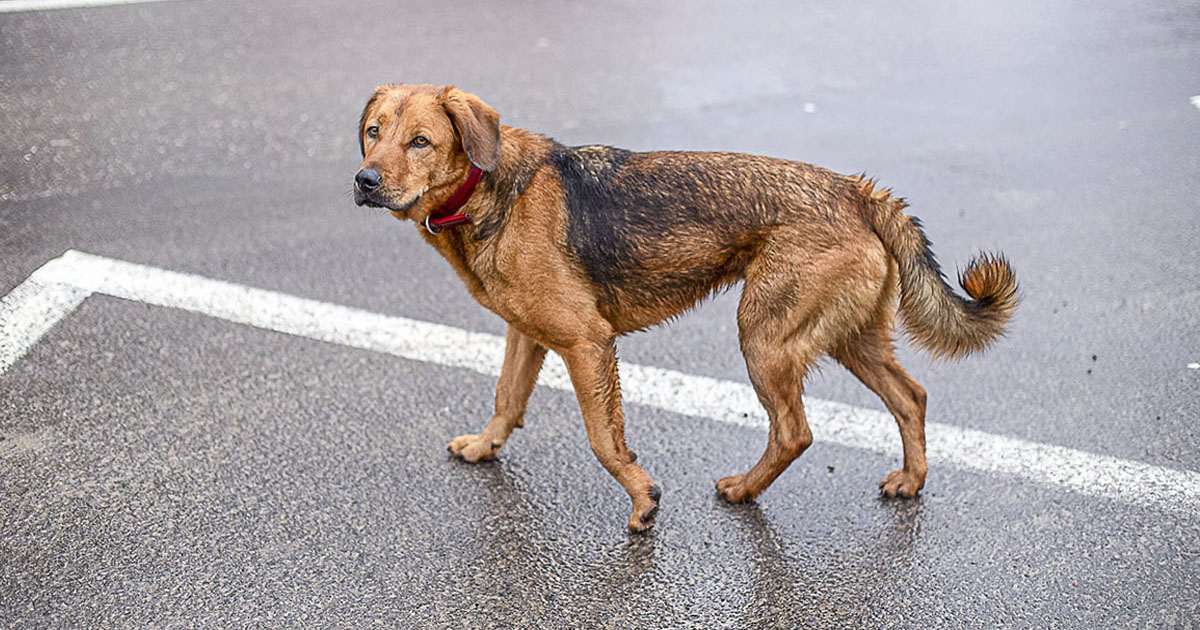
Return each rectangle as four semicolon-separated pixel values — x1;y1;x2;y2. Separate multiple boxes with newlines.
627;484;662;533
878;469;924;498
447;433;502;462
715;474;756;504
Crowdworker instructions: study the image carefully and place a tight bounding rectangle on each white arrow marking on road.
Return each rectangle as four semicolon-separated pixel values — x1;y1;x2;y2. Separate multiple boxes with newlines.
4;249;1200;515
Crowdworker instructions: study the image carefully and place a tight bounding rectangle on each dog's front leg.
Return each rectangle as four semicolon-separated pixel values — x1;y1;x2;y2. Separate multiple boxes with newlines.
449;325;547;461
561;338;661;533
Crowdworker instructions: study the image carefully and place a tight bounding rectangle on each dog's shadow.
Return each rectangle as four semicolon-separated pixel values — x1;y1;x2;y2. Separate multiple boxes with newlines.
718;495;926;625
441;456;664;622
455;453;662;562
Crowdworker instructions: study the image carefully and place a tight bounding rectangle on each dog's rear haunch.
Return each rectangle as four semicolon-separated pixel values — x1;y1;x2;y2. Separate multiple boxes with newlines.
354;84;1018;532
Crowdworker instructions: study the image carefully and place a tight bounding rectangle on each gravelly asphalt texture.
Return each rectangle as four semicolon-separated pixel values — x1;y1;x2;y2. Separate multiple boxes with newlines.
2;1;1199;627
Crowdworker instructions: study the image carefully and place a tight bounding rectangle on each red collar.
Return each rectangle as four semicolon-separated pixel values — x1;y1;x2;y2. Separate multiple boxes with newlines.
424;166;483;234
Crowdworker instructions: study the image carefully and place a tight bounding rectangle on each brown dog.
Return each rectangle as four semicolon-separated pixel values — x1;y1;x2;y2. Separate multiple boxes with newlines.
354;83;1018;532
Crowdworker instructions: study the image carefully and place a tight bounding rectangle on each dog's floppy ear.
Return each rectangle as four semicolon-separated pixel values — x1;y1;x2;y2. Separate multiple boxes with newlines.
441;87;502;172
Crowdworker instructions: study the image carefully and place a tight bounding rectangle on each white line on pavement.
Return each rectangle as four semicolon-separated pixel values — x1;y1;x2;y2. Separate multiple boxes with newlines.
0;0;183;13
4;249;1200;514
0;279;88;373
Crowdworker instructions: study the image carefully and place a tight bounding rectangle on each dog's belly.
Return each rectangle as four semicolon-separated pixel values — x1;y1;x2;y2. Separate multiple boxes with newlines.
591;236;757;332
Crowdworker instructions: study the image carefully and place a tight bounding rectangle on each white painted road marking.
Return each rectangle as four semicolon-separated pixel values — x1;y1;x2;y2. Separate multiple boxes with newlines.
4;250;1200;514
1192;95;1200;112
0;0;183;13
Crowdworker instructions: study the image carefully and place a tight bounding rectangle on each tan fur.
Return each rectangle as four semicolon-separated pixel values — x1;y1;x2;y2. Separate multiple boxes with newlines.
354;84;1019;532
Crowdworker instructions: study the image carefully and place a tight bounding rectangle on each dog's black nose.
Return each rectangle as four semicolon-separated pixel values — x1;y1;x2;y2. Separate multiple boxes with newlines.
355;168;383;193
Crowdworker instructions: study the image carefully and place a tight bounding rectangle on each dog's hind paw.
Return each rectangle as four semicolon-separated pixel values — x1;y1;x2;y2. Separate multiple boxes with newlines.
715;474;757;504
878;469;925;498
448;433;502;462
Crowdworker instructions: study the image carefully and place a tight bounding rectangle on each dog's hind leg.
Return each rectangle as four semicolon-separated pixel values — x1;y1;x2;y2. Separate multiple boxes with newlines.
449;325;548;462
561;336;661;533
832;320;928;498
716;313;816;504
718;238;888;503
715;258;828;503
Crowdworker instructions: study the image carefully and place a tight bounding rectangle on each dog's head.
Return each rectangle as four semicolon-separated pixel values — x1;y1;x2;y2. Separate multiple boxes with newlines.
354;84;501;221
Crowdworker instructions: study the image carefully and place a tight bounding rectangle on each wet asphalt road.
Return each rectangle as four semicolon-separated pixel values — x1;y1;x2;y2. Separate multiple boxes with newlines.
2;0;1199;627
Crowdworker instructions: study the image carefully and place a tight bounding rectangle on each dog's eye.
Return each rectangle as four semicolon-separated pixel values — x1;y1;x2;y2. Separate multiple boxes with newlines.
365;125;380;139
410;135;430;148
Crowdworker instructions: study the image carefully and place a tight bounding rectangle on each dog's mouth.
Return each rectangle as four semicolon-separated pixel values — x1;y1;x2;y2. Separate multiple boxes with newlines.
354;189;422;214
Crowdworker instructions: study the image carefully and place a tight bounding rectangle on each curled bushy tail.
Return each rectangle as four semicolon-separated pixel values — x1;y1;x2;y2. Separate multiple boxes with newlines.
857;177;1019;360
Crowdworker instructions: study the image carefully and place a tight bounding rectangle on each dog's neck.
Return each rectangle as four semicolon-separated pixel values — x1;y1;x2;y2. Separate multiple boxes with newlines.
424;165;483;234
416;127;555;309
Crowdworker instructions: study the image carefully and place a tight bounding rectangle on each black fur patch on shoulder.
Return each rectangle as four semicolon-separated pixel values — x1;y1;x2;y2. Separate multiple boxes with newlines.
549;144;777;318
549;144;638;290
